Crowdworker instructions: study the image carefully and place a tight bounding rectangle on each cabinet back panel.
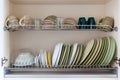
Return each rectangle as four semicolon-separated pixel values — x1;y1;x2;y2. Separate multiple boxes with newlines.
11;4;105;21
10;31;114;54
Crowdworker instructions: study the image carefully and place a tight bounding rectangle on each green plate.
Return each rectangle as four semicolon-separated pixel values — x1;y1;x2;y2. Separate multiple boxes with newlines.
69;43;78;65
96;37;107;65
101;37;110;65
58;45;66;66
92;38;103;65
89;39;102;65
80;39;95;65
67;44;73;65
103;37;111;65
81;40;97;65
60;44;68;67
106;37;116;65
76;45;84;65
86;39;100;65
64;44;71;65
71;44;80;66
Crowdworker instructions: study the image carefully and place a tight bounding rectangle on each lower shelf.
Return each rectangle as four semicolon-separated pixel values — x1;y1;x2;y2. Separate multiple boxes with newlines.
4;66;118;78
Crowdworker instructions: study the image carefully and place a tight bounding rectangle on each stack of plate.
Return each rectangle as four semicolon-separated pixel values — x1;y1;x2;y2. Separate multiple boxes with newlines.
52;37;116;67
52;43;84;67
80;37;116;66
42;15;57;29
62;18;77;29
13;37;116;68
34;50;51;68
98;17;114;31
5;16;19;30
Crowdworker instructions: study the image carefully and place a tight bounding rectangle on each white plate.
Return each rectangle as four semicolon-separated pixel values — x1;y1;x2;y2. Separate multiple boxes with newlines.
69;43;78;65
52;43;61;67
41;50;46;67
34;55;39;67
55;43;63;67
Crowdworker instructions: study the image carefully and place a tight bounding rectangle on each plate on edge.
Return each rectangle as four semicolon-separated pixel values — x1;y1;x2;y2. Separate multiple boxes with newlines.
80;40;97;65
68;43;78;65
52;43;61;67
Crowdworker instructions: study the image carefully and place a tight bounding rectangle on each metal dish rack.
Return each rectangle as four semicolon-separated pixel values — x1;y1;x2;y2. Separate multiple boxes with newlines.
4;25;118;32
4;65;117;75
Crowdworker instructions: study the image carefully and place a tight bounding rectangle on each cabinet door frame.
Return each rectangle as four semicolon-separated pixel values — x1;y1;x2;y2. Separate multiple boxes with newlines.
118;0;120;79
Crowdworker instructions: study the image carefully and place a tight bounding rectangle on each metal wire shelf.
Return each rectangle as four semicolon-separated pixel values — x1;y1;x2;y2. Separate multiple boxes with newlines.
4;25;118;32
4;65;117;74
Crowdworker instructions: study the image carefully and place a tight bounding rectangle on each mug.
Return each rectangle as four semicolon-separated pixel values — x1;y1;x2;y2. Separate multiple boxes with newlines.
102;17;114;28
5;16;19;29
57;17;64;29
19;15;34;26
87;17;96;29
19;15;34;29
78;17;87;29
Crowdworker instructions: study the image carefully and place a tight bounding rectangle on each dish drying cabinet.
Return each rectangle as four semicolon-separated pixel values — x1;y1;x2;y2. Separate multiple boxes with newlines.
1;0;120;79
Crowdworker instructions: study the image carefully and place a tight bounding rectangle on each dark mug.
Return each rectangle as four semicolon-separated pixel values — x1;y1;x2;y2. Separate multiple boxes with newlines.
87;17;96;29
78;17;87;29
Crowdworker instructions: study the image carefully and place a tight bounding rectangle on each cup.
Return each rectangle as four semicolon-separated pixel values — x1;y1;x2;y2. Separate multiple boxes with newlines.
87;17;96;29
78;17;87;29
5;16;19;29
34;18;42;30
57;17;64;29
19;15;34;26
19;15;34;29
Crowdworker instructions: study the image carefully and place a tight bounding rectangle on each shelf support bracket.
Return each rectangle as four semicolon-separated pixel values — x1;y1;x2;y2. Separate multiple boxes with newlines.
1;57;8;67
112;27;118;32
115;57;120;67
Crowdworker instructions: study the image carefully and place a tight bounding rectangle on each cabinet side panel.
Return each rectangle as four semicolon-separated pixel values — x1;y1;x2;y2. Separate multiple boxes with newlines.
0;0;11;67
105;0;119;67
0;0;10;79
105;0;118;27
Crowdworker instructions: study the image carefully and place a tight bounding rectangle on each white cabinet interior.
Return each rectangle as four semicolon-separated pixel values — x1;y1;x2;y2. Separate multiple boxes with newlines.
3;0;119;78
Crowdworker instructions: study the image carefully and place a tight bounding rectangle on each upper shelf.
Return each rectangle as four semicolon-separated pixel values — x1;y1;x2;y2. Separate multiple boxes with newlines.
4;25;118;32
10;0;111;4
